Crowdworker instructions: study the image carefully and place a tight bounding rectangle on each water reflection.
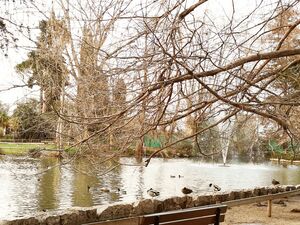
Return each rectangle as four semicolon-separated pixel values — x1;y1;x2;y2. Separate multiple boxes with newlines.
0;156;299;219
38;158;60;210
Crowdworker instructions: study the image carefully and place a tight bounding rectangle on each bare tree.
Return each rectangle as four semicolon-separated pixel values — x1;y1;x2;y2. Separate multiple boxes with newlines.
4;0;300;167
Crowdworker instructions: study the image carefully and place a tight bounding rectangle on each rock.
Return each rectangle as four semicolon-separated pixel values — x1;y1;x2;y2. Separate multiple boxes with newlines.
131;199;163;216
1;217;40;225
265;187;273;194
276;186;285;193
286;185;296;191
85;208;98;223
273;200;285;205
162;197;187;211
229;191;242;200
60;212;80;225
184;196;194;208
291;208;300;213
193;195;213;206
44;215;61;225
255;202;267;207
242;189;253;198
213;193;229;203
260;187;267;195
99;204;133;221
253;188;261;196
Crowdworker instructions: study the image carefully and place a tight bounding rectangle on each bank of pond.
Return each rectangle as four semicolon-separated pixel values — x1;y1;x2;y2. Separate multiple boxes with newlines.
0;156;300;220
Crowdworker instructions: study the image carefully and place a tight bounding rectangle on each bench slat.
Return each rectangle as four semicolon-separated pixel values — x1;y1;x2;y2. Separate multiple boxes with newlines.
83;217;141;225
141;205;227;224
141;214;225;225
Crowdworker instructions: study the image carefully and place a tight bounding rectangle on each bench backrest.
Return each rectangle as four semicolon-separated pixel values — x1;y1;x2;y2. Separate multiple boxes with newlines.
140;204;227;225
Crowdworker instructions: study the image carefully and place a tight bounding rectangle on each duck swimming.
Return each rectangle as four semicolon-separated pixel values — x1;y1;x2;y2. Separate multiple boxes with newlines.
209;183;221;191
182;187;193;195
100;188;110;192
117;188;127;194
147;188;160;198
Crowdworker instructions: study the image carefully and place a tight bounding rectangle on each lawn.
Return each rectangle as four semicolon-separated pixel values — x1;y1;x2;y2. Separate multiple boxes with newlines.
0;142;56;155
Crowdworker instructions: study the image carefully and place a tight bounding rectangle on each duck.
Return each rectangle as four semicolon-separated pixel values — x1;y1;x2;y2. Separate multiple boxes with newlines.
147;188;160;198
181;187;193;195
209;183;221;192
178;175;184;178
170;175;176;178
100;188;110;193
117;188;127;194
87;185;91;191
272;179;280;185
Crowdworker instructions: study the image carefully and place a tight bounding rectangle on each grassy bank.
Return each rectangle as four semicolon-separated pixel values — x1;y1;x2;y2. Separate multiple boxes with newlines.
0;142;56;156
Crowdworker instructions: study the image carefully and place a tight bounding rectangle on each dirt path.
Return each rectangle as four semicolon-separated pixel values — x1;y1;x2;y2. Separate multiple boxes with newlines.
223;195;300;225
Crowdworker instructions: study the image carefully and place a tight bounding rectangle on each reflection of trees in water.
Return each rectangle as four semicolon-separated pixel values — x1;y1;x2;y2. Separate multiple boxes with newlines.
70;158;124;206
99;158;123;203
135;165;145;200
72;159;98;207
37;158;60;210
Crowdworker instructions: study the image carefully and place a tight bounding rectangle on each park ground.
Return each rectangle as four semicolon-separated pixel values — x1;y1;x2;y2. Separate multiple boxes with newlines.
224;195;300;225
0;142;55;155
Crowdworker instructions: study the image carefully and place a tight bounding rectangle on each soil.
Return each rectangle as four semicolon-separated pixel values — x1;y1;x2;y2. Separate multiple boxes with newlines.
223;195;300;225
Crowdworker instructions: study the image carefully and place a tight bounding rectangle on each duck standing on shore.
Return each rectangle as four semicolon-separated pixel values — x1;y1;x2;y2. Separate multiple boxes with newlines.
182;187;193;195
147;188;160;198
209;183;221;192
272;179;280;185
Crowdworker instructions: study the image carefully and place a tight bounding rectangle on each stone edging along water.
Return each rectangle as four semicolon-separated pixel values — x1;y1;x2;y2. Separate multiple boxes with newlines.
1;185;300;225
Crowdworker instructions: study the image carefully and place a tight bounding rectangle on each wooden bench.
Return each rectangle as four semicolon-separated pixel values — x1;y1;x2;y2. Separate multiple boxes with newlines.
140;204;227;225
84;204;227;225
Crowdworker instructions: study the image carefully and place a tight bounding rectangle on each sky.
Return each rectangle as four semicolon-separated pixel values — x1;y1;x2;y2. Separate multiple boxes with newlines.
0;0;44;111
0;0;283;111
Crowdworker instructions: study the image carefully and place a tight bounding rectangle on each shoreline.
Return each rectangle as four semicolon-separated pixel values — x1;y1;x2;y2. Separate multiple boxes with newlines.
1;185;299;225
270;158;300;164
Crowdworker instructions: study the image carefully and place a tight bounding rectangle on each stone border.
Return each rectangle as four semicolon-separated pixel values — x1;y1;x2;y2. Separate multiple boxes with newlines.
1;185;299;225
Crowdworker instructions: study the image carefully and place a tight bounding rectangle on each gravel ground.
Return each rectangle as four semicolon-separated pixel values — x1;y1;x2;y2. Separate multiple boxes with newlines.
223;195;300;225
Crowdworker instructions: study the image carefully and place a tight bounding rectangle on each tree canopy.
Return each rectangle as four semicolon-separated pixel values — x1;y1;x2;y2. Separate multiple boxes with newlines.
1;0;300;164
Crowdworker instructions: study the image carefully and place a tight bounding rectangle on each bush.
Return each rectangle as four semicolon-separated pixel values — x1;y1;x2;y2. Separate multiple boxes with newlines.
174;140;194;157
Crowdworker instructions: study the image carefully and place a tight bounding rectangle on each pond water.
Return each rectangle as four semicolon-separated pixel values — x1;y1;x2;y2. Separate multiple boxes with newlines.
0;156;299;219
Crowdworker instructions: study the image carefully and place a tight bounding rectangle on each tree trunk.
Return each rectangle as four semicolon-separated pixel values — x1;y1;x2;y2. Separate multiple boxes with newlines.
135;138;144;161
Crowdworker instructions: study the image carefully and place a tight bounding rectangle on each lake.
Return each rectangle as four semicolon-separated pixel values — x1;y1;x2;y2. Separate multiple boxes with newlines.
0;156;299;219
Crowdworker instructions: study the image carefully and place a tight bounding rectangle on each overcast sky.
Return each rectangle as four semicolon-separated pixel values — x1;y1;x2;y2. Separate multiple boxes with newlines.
0;0;281;110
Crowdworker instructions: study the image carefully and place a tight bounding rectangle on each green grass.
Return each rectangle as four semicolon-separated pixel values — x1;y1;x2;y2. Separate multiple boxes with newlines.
64;147;78;155
0;142;56;155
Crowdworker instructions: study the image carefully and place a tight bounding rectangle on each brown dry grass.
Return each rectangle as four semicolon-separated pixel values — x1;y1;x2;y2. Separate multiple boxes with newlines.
223;195;300;225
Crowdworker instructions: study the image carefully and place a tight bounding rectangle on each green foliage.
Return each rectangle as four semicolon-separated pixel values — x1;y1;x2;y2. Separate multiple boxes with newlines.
194;120;221;156
268;139;284;153
144;135;163;148
15;16;69;113
173;140;194;157
13;99;54;139
0;102;9;136
267;139;300;160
